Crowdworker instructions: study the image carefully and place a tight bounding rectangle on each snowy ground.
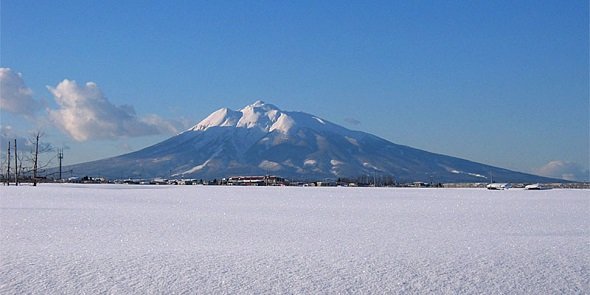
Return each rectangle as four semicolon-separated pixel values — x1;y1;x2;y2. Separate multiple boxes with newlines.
1;184;588;294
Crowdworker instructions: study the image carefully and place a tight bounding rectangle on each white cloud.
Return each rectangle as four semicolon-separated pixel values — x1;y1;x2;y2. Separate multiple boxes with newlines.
0;68;42;117
535;160;589;182
0;125;32;153
48;79;178;141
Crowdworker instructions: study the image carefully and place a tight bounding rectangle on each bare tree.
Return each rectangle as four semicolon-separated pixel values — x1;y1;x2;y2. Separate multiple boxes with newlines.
32;132;40;186
5;141;10;186
27;131;54;186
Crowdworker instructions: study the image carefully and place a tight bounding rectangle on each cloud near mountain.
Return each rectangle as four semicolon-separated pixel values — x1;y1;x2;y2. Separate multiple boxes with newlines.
47;79;179;141
535;161;589;182
0;68;42;117
1;67;182;142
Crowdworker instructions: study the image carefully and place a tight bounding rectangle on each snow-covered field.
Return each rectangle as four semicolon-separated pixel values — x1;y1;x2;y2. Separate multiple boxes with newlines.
1;184;588;294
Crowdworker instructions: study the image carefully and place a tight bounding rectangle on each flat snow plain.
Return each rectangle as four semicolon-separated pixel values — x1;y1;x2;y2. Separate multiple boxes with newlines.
1;184;588;294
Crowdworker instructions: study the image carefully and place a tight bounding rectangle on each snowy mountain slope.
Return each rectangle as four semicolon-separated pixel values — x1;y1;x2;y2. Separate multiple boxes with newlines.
62;101;558;182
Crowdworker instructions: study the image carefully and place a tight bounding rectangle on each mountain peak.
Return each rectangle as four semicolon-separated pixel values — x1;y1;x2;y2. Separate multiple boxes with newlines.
191;101;287;132
190;107;242;131
251;100;266;107
241;100;280;112
189;100;354;136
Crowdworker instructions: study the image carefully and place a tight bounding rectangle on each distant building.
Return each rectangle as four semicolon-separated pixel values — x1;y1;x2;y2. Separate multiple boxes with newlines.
68;176;81;183
227;175;286;186
486;183;511;190
412;182;430;188
524;183;550;190
178;179;197;185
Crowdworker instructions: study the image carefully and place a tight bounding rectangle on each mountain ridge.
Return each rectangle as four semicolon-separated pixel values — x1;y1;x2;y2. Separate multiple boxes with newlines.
60;101;560;183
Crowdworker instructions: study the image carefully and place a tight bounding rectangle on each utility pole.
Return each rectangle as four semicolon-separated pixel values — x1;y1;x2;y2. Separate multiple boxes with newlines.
14;139;18;186
6;142;10;186
58;148;64;181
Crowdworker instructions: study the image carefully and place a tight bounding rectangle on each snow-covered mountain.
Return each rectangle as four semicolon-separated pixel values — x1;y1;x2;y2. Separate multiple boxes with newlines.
63;101;556;182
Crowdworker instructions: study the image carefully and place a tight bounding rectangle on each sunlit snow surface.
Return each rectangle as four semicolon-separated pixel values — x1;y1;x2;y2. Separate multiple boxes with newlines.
1;185;588;294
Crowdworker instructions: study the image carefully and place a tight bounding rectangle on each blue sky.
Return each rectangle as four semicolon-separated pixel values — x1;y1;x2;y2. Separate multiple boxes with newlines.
1;1;588;181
